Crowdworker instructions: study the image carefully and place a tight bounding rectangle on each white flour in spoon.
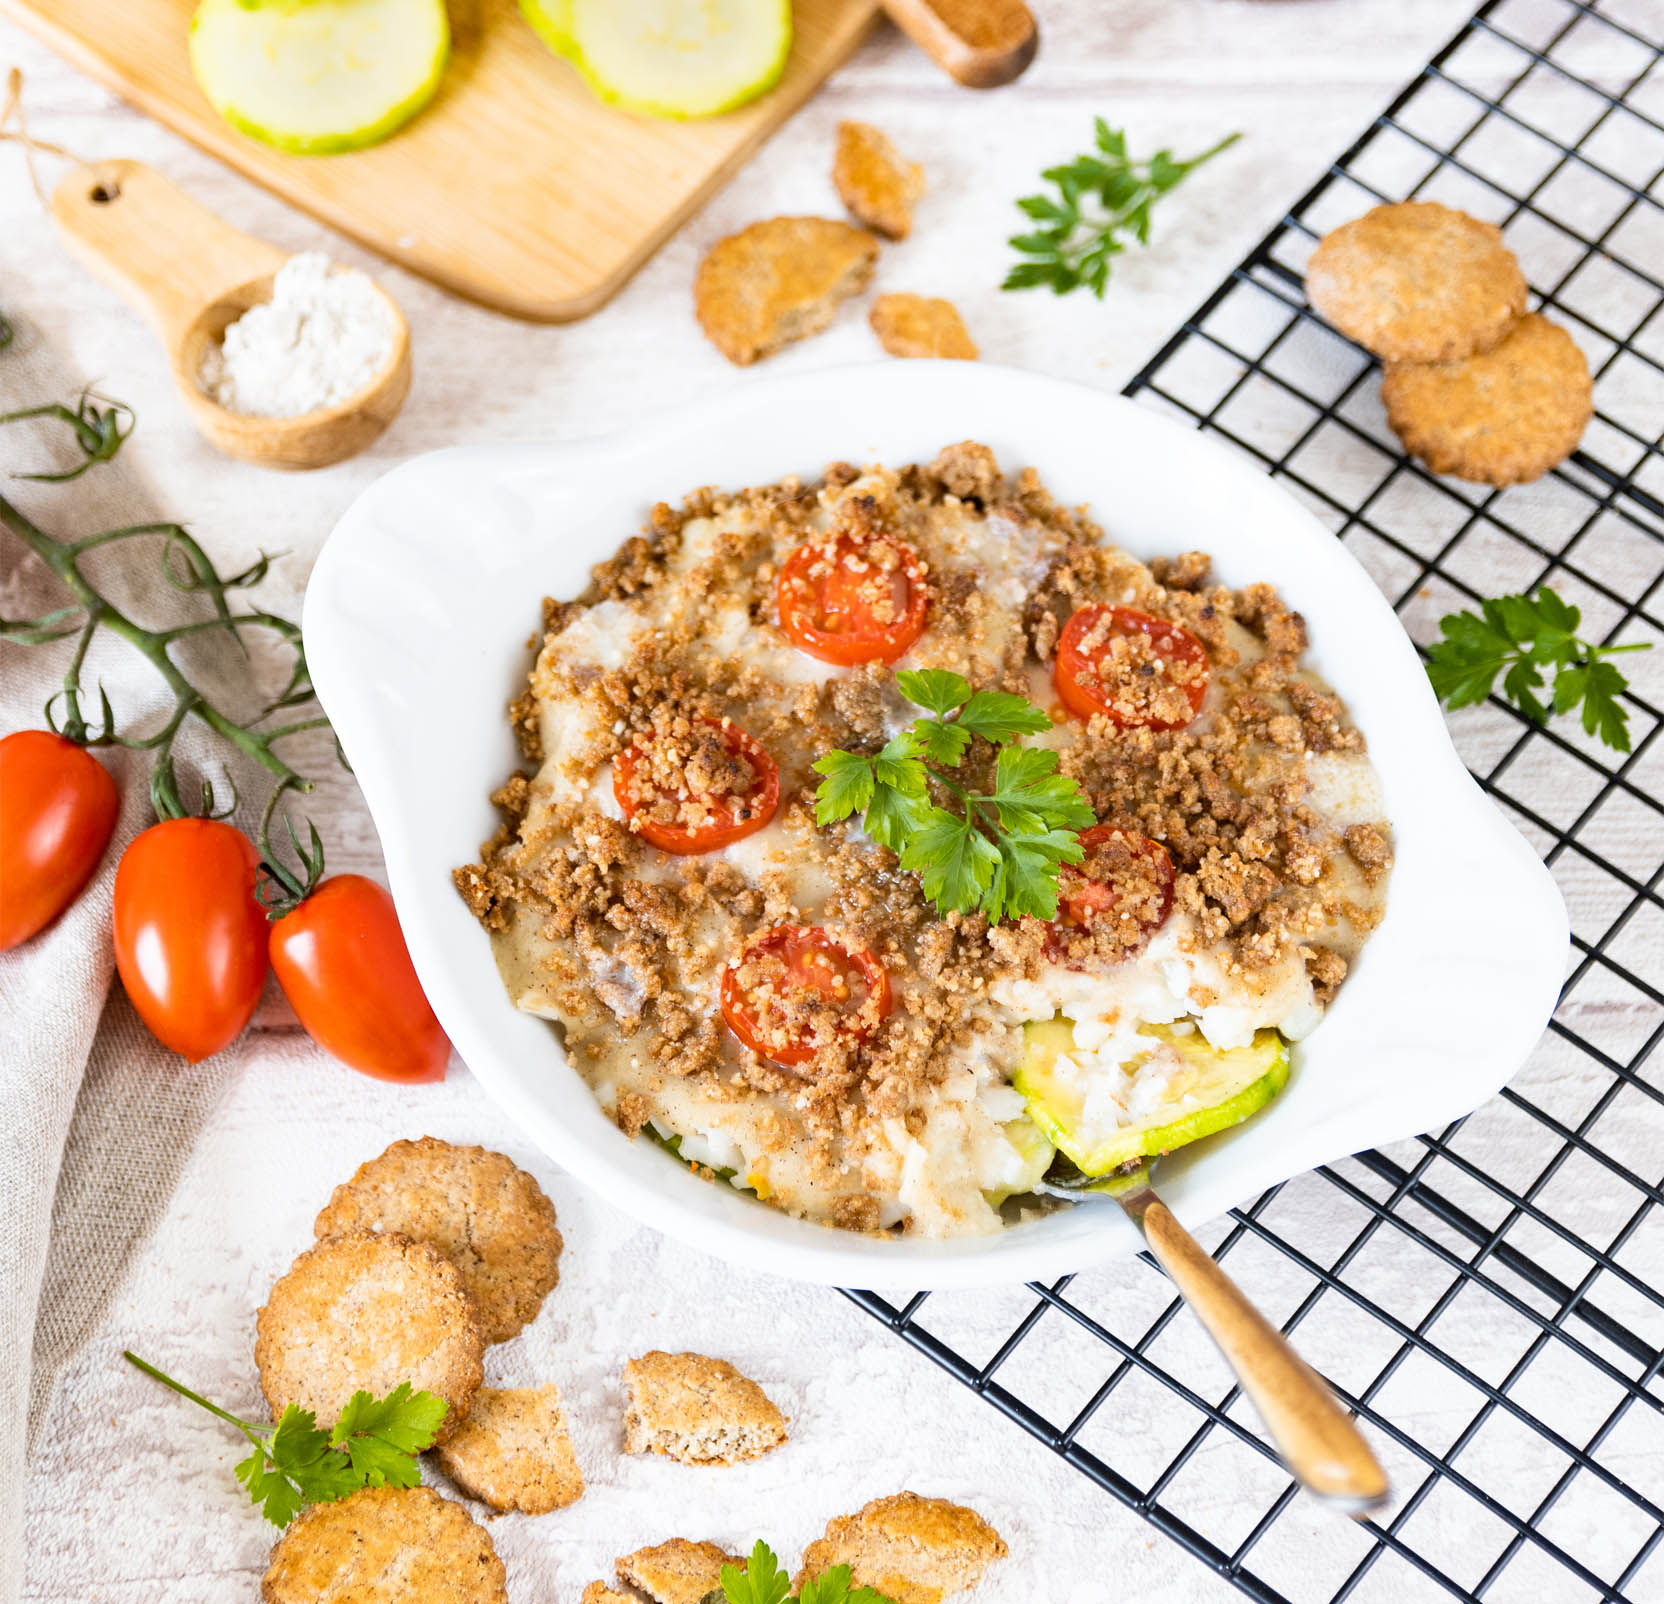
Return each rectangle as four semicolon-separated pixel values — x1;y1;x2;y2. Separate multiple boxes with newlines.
199;253;394;419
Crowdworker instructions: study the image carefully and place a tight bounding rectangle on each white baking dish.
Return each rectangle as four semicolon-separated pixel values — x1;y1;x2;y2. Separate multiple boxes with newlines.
305;361;1568;1289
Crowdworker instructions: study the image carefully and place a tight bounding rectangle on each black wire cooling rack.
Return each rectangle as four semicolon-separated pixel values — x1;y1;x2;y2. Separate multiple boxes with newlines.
843;2;1664;1599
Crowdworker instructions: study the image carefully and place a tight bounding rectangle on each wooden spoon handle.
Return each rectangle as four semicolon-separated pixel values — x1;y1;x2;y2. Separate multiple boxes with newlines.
1131;1190;1391;1514
880;0;1038;87
51;159;287;351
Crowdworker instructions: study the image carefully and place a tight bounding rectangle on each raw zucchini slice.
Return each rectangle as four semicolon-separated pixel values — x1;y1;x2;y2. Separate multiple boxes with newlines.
536;0;793;120
1014;1018;1290;1176
518;0;571;59
189;0;450;156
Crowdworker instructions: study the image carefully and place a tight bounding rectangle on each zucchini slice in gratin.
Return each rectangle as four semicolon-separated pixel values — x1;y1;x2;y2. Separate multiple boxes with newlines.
1015;1019;1291;1177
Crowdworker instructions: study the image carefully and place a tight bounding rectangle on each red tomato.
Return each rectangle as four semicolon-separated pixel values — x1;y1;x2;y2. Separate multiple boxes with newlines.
777;533;929;665
613;718;780;855
0;730;120;951
270;874;450;1084
1045;825;1175;965
720;924;891;1069
1053;604;1210;728
113;819;268;1062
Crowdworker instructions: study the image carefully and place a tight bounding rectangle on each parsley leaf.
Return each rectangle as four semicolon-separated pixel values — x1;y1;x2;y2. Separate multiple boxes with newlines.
956;689;1053;744
894;666;972;714
811;748;876;825
1425;586;1645;753
814;675;1093;922
721;1542;792;1604
987;745;1097;837
331;1384;448;1488
717;1544;900;1604
124;1351;445;1528
1004;119;1241;297
901;807;1003;913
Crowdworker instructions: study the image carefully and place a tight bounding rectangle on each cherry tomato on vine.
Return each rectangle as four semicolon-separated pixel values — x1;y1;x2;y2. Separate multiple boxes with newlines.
1053;603;1210;728
269;874;450;1084
720;924;891;1069
613;718;780;855
0;730;121;951
776;533;929;665
113;818;268;1062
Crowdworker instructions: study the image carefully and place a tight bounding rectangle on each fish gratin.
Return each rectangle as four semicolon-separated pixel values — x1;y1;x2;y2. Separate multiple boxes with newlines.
455;443;1391;1238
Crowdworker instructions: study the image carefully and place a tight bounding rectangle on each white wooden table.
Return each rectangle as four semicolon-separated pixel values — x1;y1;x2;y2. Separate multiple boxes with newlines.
2;3;1584;1599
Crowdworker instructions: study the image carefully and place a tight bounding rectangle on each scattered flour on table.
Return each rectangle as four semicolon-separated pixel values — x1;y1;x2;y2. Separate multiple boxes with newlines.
199;253;394;418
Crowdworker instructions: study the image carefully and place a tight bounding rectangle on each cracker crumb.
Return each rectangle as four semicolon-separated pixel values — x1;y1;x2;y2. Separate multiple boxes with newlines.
833;121;925;240
434;1384;584;1514
870;294;979;361
622;1350;787;1465
695;218;878;366
617;1538;743;1604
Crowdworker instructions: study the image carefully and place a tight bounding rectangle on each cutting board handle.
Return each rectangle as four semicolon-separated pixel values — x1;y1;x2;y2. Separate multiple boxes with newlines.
51;159;290;351
881;0;1038;87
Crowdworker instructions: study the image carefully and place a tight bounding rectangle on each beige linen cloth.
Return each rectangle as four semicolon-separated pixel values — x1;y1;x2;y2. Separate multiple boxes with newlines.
0;323;267;1596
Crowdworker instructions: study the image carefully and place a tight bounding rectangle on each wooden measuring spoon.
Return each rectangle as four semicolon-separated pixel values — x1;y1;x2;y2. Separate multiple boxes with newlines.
882;0;1038;88
51;159;410;471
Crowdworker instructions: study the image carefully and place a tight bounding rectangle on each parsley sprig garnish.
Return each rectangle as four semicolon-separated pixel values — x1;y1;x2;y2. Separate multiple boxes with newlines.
1425;587;1646;753
124;1351;446;1527
713;1540;895;1604
814;669;1094;922
1003;119;1240;297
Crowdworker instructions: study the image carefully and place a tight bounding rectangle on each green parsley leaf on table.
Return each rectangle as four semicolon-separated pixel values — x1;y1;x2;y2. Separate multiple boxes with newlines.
1004;118;1241;297
813;670;1094;922
720;1541;792;1604
124;1350;445;1527
1424;586;1645;753
714;1541;898;1604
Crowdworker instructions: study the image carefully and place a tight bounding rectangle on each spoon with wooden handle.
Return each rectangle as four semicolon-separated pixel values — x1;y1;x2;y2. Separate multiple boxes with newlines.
881;0;1038;88
50;159;410;471
1037;1170;1391;1515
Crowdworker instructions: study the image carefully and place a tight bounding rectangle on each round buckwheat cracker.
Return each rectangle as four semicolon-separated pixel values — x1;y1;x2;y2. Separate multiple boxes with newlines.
1381;312;1593;486
262;1485;506;1604
1306;201;1527;363
313;1137;562;1343
255;1230;485;1444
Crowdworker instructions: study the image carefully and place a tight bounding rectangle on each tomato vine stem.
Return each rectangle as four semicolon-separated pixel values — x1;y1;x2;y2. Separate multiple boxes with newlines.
0;411;333;910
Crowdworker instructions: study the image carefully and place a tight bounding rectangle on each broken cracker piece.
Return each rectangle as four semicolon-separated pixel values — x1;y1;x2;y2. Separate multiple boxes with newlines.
794;1491;1008;1604
434;1384;584;1514
580;1587;637;1604
834;120;925;240
695;217;878;366
870;294;979;361
617;1538;742;1604
622;1350;787;1466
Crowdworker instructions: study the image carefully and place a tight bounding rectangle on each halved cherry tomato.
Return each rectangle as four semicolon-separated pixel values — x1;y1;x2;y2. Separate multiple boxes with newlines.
270;874;450;1084
1053;604;1209;728
720;924;891;1069
1044;825;1175;965
777;533;929;665
613;717;780;855
114;818;268;1062
0;730;120;951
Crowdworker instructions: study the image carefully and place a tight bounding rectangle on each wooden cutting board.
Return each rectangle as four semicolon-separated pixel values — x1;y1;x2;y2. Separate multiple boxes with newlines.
1;0;880;321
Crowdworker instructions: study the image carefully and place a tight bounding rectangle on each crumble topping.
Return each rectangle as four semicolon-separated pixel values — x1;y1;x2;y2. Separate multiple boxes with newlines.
455;444;1391;1234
